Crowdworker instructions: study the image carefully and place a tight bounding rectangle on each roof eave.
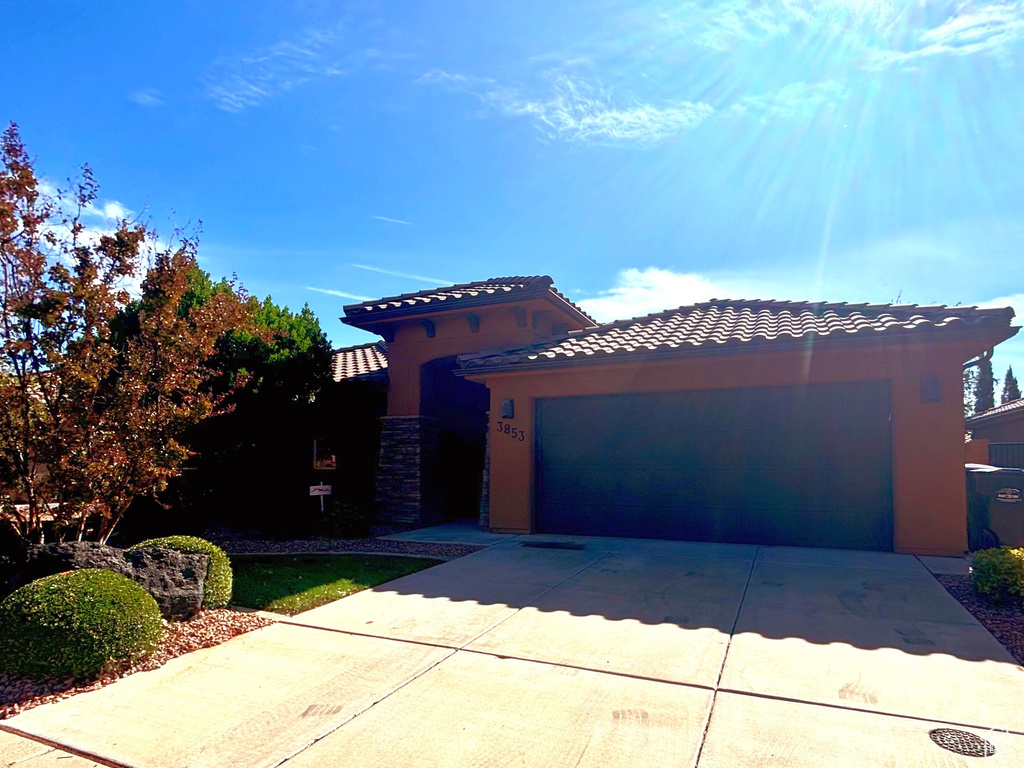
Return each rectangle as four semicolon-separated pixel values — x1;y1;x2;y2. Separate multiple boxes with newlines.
459;324;1019;378
341;287;595;332
966;405;1024;427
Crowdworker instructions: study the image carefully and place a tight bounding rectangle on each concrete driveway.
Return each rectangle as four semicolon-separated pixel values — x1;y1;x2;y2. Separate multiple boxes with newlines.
3;531;1024;767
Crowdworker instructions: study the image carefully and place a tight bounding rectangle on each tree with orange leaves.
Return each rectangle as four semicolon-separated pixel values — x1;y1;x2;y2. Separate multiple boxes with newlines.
0;123;254;543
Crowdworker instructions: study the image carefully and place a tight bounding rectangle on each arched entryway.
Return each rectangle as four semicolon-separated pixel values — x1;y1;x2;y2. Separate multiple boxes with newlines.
420;356;489;520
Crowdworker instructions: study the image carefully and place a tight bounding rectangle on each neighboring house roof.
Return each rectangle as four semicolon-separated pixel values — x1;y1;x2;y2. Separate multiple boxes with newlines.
460;299;1017;372
967;397;1024;427
341;276;596;327
332;341;389;382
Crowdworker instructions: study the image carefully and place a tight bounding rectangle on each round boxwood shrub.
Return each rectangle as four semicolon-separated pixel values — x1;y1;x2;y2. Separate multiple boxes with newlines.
129;536;232;609
971;547;1024;605
0;569;164;681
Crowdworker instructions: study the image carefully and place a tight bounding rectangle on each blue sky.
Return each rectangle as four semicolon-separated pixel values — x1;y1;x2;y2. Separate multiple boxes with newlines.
3;0;1023;384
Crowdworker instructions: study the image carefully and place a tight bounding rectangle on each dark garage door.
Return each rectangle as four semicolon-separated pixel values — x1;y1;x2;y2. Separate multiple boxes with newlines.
536;381;894;550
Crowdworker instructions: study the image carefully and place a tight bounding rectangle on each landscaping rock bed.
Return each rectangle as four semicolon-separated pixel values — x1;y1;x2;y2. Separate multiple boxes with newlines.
213;536;485;560
0;609;273;720
936;574;1024;665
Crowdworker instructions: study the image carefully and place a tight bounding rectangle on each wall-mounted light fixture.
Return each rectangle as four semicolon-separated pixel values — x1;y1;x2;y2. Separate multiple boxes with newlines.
920;374;941;403
501;399;515;418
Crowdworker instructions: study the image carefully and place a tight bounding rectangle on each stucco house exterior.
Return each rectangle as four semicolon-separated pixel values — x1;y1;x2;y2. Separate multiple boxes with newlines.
334;276;1018;556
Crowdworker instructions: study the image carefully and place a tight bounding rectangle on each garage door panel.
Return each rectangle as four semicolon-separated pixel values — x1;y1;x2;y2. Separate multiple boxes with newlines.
536;382;893;550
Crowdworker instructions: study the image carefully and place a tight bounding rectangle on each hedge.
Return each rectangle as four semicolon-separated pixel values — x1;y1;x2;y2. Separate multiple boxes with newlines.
971;547;1024;605
0;569;164;681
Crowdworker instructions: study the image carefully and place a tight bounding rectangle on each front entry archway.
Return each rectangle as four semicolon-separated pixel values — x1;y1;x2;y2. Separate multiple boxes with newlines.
421;357;489;520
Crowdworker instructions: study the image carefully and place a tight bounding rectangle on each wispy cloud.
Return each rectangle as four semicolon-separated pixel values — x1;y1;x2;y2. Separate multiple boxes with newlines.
734;80;851;118
129;89;163;107
205;28;344;112
491;77;714;145
306;286;374;301
870;2;1024;67
661;1;1024;66
203;26;389;112
350;263;454;285
371;215;412;225
639;1;902;55
422;71;713;146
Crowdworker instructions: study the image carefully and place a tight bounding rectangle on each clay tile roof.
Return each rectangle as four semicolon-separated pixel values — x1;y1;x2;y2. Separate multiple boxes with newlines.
967;397;1024;426
459;299;1016;372
342;276;595;325
332;341;388;382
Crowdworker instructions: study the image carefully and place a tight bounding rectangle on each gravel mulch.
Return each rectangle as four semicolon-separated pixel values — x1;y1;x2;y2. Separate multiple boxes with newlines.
0;609;273;720
213;536;485;560
935;574;1024;665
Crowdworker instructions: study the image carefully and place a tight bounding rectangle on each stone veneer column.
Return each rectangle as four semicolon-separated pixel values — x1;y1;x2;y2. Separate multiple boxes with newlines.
374;416;442;525
478;412;490;529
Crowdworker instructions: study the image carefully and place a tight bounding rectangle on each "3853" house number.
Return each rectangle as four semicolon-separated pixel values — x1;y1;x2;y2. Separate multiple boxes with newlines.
495;421;526;441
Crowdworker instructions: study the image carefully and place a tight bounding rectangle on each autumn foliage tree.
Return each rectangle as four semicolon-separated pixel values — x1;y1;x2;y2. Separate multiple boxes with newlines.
0;123;253;543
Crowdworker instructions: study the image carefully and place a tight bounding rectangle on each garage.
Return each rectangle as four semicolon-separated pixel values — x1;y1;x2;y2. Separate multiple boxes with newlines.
535;381;894;550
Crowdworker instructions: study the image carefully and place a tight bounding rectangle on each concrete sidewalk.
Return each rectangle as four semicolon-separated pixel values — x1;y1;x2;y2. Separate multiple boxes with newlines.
3;538;1022;767
0;728;102;766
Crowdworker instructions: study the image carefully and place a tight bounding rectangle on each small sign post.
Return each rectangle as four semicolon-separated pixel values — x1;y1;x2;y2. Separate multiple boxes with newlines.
310;484;332;513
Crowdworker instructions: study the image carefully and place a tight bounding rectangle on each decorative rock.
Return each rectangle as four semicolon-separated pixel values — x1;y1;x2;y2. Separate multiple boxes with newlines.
123;548;209;621
7;542;209;621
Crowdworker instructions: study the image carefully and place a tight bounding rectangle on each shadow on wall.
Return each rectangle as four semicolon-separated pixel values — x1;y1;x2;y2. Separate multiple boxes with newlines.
358;540;1014;664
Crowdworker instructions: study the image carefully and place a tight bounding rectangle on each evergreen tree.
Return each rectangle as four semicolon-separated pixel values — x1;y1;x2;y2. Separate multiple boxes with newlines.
963;368;978;417
1002;366;1022;404
975;358;995;414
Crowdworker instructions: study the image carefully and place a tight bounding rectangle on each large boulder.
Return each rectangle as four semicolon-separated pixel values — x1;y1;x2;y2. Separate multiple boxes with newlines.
8;541;208;620
123;547;209;621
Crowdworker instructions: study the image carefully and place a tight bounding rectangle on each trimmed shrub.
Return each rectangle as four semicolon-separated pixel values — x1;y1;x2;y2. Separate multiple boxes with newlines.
129;536;232;609
971;547;1024;605
0;569;164;681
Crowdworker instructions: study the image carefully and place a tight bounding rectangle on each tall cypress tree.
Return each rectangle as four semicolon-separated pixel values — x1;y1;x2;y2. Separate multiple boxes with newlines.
1002;366;1022;404
963;368;978;417
975;358;996;414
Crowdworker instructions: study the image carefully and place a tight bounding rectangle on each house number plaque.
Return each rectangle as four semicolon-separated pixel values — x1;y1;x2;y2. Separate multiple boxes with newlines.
495;421;526;442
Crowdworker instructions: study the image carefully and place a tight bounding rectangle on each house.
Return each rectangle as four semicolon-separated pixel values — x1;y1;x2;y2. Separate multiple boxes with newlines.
966;398;1024;468
334;276;1018;556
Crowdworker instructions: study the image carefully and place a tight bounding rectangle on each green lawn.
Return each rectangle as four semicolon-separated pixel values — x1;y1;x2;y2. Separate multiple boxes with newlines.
231;554;443;615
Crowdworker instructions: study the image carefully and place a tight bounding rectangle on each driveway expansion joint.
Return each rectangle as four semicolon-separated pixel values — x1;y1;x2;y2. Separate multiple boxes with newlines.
710;688;1024;739
691;545;760;767
271;646;460;768
275;546;617;768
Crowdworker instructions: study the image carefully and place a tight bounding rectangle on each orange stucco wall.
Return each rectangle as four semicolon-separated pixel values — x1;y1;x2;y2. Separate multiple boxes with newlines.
469;335;1002;556
383;298;589;416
